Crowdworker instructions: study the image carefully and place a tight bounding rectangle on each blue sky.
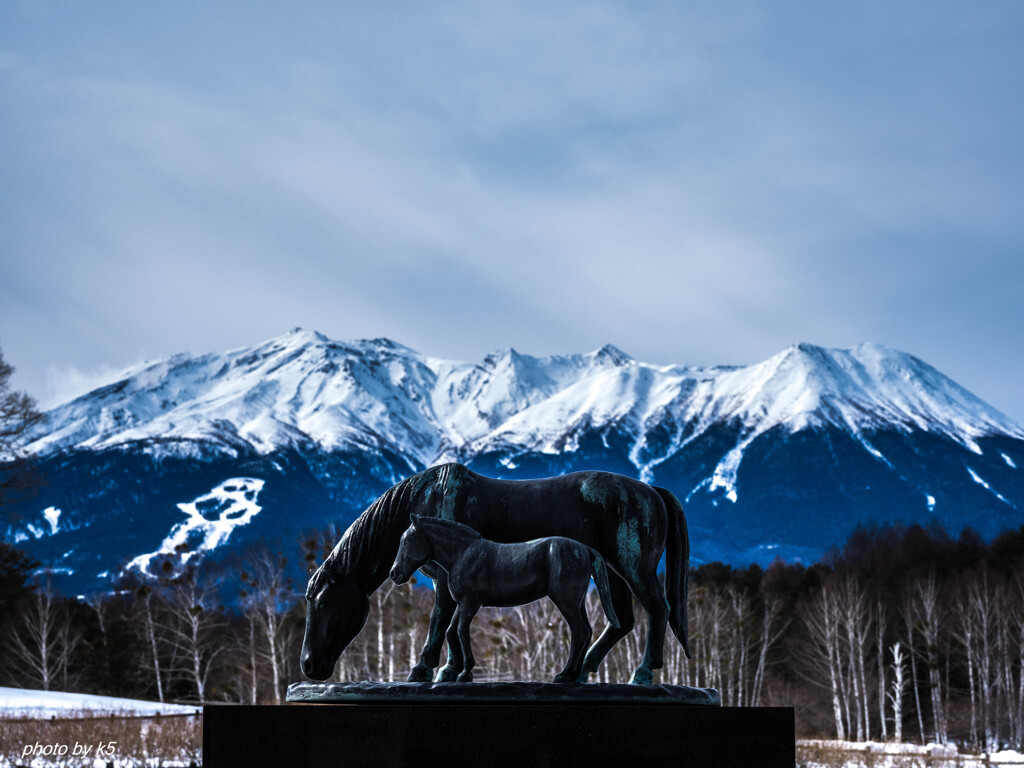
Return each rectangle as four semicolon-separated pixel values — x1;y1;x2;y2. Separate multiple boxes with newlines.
2;2;1023;420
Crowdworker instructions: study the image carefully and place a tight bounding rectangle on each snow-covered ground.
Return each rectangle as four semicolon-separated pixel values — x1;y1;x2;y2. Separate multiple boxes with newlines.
0;687;200;718
798;739;1024;767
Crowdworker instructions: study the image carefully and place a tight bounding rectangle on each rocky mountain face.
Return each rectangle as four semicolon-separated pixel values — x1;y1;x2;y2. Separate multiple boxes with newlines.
8;328;1023;594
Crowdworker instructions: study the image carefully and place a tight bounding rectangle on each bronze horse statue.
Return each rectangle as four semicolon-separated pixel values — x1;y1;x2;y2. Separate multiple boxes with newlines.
389;515;621;683
300;462;690;684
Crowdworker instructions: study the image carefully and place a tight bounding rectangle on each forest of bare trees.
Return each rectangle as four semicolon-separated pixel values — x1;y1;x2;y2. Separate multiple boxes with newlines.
1;522;1023;750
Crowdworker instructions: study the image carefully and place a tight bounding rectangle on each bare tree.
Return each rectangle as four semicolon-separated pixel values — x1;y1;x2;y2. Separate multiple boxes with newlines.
751;596;787;706
240;547;299;703
992;573;1024;751
876;600;888;741
912;573;947;744
134;583;168;703
952;571;990;750
837;577;873;741
802;580;847;740
165;567;226;702
6;579;80;691
888;641;907;743
1008;573;1024;748
0;346;45;519
901;587;927;744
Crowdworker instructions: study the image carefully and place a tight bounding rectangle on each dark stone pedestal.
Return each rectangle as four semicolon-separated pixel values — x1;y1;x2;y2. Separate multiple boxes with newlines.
205;686;794;768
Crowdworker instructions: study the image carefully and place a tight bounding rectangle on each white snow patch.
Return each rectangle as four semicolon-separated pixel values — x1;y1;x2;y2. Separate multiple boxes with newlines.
797;740;1024;767
125;477;264;578
926;494;936;512
856;435;892;467
42;506;61;535
966;466;1011;505
963;436;983;455
1003;452;1018;468
0;686;199;717
685;477;712;503
709;440;752;503
499;456;518;470
991;751;1024;764
26;523;44;539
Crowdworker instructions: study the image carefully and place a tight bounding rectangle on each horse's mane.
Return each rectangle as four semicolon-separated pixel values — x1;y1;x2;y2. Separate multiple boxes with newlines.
306;463;470;597
305;480;412;597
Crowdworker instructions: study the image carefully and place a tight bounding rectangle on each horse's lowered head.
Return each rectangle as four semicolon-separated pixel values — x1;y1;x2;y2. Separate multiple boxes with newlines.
389;514;432;585
300;562;369;681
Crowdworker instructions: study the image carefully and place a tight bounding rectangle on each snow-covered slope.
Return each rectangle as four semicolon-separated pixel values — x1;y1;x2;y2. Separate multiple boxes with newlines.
11;330;1024;590
26;329;1023;469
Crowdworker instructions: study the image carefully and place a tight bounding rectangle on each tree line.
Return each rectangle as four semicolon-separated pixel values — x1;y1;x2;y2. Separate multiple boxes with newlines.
2;521;1023;750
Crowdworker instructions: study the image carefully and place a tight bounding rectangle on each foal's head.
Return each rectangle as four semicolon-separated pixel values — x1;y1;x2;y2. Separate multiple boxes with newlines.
389;514;433;584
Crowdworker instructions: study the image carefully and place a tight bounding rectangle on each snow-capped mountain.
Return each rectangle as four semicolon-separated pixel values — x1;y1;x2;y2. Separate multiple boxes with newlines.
9;329;1024;594
28;329;1021;466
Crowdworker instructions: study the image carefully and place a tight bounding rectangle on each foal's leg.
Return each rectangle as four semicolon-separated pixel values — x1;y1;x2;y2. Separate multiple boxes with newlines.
436;605;465;682
627;568;670;685
408;568;454;682
455;602;480;683
551;584;592;683
578;575;635;682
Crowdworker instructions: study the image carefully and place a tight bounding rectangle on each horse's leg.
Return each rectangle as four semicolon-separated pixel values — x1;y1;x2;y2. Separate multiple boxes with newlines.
627;568;670;685
578;575;635;683
455;602;480;683
552;586;592;684
408;568;454;682
436;605;465;682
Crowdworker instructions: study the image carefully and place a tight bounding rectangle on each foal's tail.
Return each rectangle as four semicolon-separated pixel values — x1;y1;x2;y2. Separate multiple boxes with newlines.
590;551;621;629
655;486;691;659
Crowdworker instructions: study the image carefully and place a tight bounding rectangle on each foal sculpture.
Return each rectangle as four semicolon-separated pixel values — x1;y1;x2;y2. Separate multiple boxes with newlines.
389;515;620;683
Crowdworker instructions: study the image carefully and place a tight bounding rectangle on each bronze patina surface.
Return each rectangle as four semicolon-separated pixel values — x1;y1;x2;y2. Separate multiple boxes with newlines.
287;680;720;705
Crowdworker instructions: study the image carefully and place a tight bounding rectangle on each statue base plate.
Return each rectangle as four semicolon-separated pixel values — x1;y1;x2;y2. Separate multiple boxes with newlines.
286;680;721;705
205;683;794;768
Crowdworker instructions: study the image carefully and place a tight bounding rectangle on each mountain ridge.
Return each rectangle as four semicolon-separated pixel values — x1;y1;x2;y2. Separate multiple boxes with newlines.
9;329;1023;593
27;329;1023;471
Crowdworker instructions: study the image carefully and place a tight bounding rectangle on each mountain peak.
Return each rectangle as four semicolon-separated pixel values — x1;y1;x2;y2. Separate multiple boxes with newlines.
592;344;633;366
277;327;330;346
25;332;1024;462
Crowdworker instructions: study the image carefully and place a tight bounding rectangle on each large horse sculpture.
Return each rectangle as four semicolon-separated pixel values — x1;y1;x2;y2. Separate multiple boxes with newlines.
300;462;690;684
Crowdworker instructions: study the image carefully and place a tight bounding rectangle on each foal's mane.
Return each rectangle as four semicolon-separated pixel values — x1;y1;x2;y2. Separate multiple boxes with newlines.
417;517;482;541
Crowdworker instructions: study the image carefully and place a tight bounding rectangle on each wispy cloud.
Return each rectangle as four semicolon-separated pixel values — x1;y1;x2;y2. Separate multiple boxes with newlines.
42;363;132;410
1;1;1023;417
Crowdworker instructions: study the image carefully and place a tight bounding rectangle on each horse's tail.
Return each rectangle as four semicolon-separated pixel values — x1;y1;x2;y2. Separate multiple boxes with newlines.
655;486;691;659
590;550;621;629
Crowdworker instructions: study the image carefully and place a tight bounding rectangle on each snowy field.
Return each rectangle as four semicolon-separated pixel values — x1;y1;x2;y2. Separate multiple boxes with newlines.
6;690;1024;767
0;687;200;718
797;739;1024;767
0;688;201;768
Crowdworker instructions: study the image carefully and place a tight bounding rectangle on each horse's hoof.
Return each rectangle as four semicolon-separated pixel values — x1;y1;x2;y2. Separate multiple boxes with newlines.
436;665;460;682
407;665;432;683
574;670;591;684
456;671;473;683
629;667;653;685
552;673;573;684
